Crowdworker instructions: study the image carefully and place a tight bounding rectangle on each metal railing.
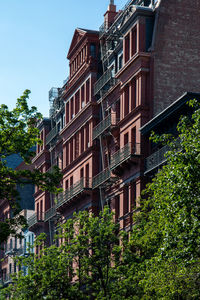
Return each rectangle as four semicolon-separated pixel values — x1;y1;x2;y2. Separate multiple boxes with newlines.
110;143;140;170
44;206;56;222
145;144;170;174
92;168;111;189
93;113;119;140
17;246;25;256
56;178;92;209
99;0;150;37
5;247;14;256
94;68;118;96
46;126;58;145
27;212;44;229
1;273;12;285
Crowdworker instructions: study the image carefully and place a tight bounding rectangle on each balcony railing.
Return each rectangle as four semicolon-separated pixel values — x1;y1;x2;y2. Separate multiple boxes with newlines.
5;247;14;256
27;212;44;229
92;168;111;189
145;144;170;174
110;143;140;170
44;206;56;222
56;178;92;209
94;68;119;96
93;113;119;140
46;126;58;145
94;68;112;95
17;246;25;256
99;0;149;37
2;273;12;285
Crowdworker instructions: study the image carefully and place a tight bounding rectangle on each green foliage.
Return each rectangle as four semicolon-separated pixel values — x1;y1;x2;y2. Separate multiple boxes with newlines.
127;99;200;299
0;91;63;243
1;207;127;299
1;100;200;299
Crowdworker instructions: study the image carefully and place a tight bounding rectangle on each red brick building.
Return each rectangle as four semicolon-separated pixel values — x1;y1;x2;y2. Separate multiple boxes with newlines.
0;157;35;287
28;0;200;242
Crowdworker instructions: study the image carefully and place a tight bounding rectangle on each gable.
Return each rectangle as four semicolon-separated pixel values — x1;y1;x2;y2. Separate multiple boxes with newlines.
67;28;86;59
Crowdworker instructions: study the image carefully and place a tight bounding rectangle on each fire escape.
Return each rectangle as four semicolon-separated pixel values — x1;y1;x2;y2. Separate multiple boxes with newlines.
93;0;149;208
44;87;64;245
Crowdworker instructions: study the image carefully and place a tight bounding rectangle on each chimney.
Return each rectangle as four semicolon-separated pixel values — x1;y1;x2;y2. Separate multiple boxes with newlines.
104;0;117;29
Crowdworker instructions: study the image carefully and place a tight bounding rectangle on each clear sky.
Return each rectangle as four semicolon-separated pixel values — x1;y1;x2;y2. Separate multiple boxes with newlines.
0;0;126;117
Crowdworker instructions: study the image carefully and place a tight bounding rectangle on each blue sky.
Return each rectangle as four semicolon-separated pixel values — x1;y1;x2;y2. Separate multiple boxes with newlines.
0;0;125;117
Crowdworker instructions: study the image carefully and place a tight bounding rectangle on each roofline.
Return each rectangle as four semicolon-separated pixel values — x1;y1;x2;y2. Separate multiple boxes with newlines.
140;92;200;135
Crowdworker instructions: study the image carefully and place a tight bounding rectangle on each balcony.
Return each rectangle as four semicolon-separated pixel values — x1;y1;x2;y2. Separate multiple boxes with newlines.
27;212;44;229
93;113;119;140
44;206;56;222
94;68;119;96
56;178;92;210
110;143;140;173
17;246;25;256
5;248;14;256
145;144;170;174
46;126;58;145
2;273;12;286
92;168;115;189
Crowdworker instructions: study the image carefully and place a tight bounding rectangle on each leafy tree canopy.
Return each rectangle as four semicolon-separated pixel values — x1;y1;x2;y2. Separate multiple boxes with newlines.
1;100;200;299
0;90;62;244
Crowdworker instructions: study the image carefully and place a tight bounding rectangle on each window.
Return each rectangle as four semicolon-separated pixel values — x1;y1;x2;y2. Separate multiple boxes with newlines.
70;176;73;186
90;43;96;57
66;102;69;124
57;122;60;133
80;128;84;153
131;127;136;149
75;133;79;159
70;139;73;163
9;263;12;274
131;27;137;56
116;99;120;121
86;80;90;103
40;200;43;220
75;91;80;114
4;241;7;253
119;54;123;70
123;185;129;215
65;142;69;167
130;181;136;209
14;261;17;273
131;78;136;110
124;133;129;146
115;195;120;222
81;85;85;108
85;123;89;148
10;239;13;250
85;163;89;178
80;168;84;178
65;180;69;190
19;233;22;245
124;33;130;63
70;97;74;119
40;131;44;150
85;164;89;187
124;84;129;116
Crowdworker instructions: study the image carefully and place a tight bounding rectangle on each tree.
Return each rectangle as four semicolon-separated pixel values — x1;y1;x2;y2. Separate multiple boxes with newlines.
124;99;200;299
0;90;62;244
1;99;200;299
1;207;126;300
